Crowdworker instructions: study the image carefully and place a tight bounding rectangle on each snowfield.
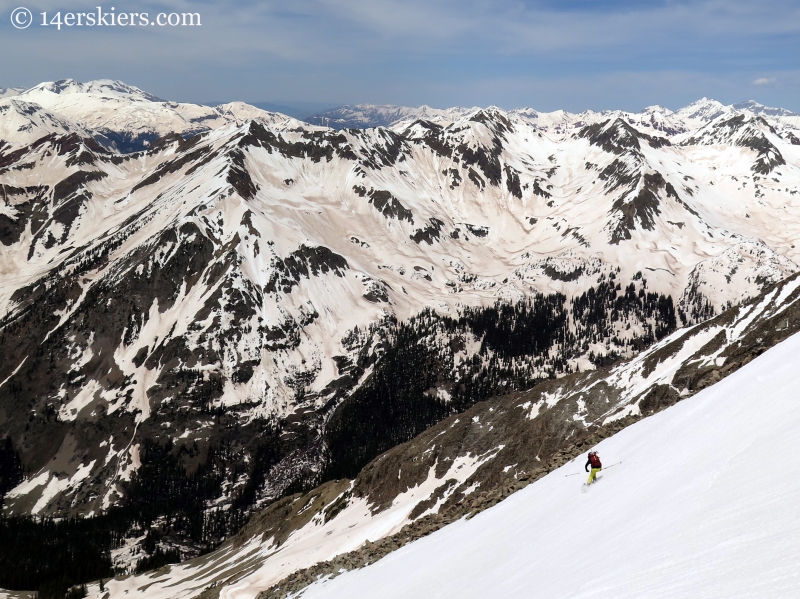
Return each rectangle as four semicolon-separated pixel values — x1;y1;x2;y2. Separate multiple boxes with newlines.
297;330;800;599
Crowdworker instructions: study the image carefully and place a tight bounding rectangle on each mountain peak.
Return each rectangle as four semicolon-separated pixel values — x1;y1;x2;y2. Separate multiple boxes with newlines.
463;106;515;137
578;117;644;154
0;97;90;144
0;86;24;99
21;78;163;102
674;97;728;121
642;105;673;116
686;112;776;142
682;112;785;174
308;104;476;130
213;101;312;131
734;100;798;118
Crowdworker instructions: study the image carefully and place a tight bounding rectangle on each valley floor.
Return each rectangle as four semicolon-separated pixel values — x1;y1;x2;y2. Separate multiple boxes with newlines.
295;330;800;599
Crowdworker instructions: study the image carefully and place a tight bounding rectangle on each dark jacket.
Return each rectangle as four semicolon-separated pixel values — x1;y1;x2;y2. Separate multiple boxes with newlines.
585;454;602;471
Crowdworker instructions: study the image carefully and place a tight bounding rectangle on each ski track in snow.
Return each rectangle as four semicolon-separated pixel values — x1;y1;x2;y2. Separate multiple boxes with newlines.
296;331;800;599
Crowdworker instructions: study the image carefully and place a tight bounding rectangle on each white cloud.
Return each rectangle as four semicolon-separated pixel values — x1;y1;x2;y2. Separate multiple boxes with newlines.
753;77;777;85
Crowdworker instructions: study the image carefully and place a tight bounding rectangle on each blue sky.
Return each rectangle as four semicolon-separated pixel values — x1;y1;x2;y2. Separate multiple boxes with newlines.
1;0;799;112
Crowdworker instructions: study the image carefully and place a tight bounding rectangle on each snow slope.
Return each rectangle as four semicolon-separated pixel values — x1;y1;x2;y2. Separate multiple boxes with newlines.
0;98;91;144
298;330;800;599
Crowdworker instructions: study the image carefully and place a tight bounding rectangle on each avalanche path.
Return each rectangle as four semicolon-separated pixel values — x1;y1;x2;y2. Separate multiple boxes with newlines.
296;331;800;599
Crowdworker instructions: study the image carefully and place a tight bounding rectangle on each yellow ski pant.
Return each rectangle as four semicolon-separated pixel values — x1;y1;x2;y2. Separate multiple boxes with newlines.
587;467;601;484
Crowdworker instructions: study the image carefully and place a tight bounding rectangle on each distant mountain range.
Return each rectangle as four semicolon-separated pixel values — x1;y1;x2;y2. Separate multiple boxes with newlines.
305;99;800;135
248;101;342;122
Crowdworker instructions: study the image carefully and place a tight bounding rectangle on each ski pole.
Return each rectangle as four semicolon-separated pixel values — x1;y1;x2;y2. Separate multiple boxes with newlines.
565;461;622;477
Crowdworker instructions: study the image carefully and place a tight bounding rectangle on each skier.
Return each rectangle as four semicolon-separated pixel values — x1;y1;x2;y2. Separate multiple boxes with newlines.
585;451;602;485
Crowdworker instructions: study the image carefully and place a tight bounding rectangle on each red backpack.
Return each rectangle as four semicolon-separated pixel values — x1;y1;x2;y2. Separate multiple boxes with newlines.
589;452;602;468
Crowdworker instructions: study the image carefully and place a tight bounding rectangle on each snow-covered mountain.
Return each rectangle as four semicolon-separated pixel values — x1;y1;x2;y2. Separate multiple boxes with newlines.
0;98;92;144
311;97;800;143
2;80;800;587
74;267;800;598
305;104;477;129
0;88;24;99
311;102;692;137
7;79;313;152
734;99;798;117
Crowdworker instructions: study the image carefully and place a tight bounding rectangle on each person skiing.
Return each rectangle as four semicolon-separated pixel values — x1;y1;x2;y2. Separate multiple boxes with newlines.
585;451;602;485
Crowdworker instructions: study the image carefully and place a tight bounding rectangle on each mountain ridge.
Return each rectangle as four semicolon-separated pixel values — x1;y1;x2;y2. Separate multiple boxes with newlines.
6;78;800;148
307;97;800;138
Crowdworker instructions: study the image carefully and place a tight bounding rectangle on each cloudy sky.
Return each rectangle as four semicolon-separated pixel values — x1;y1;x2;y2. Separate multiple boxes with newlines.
2;0;799;112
